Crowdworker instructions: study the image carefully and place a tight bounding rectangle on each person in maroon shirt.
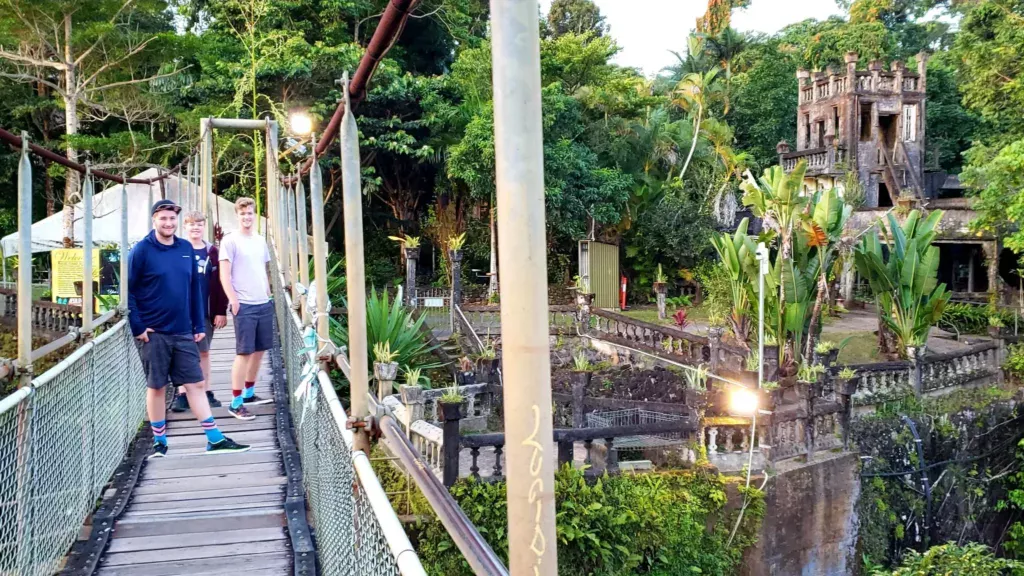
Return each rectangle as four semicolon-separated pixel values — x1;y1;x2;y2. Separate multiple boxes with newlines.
171;210;230;413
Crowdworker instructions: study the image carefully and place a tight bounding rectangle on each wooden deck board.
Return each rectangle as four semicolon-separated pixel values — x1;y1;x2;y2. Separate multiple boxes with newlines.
100;327;293;576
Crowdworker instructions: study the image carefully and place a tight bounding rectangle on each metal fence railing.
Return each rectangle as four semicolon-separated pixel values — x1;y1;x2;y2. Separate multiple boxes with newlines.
271;262;424;576
0;319;146;575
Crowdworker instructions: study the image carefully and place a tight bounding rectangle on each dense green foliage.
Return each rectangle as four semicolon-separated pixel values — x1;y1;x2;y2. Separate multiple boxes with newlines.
376;462;763;576
853;386;1024;568
868;542;1024;575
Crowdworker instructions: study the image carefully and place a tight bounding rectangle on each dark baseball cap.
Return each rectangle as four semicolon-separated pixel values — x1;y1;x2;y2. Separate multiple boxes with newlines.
151;199;182;216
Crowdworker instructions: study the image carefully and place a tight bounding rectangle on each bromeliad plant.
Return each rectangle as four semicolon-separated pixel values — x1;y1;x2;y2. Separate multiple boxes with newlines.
853;210;951;358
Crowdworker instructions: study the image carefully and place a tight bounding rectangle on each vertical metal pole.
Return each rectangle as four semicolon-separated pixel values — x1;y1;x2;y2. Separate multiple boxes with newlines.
202;119;213;243
120;179;129;308
82;164;94;334
288;182;300;303
489;2;557;573
340;75;370;452
147;182;154;232
295;179;310;324
185;158;192;215
17;132;32;388
308;134;330;343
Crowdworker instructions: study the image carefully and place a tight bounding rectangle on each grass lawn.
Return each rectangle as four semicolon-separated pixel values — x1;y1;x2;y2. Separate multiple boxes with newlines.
824;330;881;365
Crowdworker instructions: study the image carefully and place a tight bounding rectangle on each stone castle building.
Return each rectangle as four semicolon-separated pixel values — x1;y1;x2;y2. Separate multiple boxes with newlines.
776;52;1012;303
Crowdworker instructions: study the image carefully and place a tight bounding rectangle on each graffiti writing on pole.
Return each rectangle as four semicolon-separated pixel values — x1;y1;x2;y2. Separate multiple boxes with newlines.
523;404;546;575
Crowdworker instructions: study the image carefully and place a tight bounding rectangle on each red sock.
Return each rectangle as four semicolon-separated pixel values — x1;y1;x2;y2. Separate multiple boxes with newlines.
245;381;255;389
232;389;242;398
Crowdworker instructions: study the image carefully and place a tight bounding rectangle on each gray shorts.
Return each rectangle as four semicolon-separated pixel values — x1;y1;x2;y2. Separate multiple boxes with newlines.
135;332;204;389
196;319;215;353
234;302;274;355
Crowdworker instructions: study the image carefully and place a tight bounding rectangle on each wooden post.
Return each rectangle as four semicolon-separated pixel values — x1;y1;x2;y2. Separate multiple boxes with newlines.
441;401;463;487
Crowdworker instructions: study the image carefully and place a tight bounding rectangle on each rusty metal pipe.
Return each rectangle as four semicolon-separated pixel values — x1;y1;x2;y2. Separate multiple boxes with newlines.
379;414;509;576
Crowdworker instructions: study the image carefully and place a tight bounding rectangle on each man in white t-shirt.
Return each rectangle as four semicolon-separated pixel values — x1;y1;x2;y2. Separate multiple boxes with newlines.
219;197;274;421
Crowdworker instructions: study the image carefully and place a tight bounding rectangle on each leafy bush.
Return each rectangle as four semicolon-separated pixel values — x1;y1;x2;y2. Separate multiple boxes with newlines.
1005;344;1024;380
868;542;1024;575
940;303;1016;335
405;465;763;576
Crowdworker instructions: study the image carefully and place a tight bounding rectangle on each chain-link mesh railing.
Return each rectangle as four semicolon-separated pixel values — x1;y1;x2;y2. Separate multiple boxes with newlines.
271;261;423;575
0;320;146;575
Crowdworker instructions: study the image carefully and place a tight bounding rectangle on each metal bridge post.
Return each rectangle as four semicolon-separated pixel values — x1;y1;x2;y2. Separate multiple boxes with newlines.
82;163;94;335
339;74;371;452
201;119;213;243
489;0;558;573
287;181;300;304
147;181;154;232
295;179;310;325
17;132;32;387
308;135;331;346
266;119;288;283
120;178;129;310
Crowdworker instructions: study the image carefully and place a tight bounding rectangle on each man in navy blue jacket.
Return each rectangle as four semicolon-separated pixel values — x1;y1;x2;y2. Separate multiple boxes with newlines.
128;199;249;458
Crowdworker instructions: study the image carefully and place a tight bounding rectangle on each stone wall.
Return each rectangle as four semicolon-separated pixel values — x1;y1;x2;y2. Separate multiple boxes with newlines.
742;452;860;576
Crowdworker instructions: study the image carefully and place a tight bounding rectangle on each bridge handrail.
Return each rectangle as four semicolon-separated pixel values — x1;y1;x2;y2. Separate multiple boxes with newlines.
0;319;146;575
273;267;426;576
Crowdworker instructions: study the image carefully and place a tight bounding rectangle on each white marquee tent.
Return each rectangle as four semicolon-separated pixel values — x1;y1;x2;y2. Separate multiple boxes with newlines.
1;167;265;257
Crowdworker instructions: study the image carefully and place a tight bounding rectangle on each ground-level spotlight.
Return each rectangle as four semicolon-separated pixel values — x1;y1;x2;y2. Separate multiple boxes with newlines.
729;387;759;416
290;111;313;136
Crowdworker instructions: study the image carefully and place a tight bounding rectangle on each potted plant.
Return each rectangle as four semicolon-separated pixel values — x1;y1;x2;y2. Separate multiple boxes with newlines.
389;235;421;260
476;339;499;382
455;356;476;386
762;380;782;405
834;366;858;396
438;384;464;422
448;233;467;262
895;192;918;214
793;363;825;401
372;341;400;397
989;315;1006;338
813;340;840;368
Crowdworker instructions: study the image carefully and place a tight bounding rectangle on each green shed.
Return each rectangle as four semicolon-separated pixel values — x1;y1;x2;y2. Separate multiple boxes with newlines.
578;240;619;310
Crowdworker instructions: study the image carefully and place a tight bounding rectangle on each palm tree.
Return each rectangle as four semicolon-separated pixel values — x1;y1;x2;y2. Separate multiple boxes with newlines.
672;68;721;183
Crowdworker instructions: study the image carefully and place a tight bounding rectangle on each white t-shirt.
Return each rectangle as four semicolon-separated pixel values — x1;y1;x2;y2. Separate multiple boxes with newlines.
219;231;271;305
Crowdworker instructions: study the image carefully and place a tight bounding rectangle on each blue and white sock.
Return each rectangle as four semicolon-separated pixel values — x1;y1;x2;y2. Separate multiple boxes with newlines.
201;416;225;444
151;420;167;445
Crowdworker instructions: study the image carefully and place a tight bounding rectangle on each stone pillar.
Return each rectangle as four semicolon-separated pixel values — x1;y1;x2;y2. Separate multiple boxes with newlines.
841;256;855;303
892;60;904;94
845;51;858;92
707;327;723;373
576;292;593;332
916;51;929;91
907;345;924;398
440;401;462;487
400;384;425;429
404;246;419;307
450;249;463;305
654;283;667;320
982;241;999;297
373;361;399;401
571;371;590;429
827;66;837;99
869;60;883;92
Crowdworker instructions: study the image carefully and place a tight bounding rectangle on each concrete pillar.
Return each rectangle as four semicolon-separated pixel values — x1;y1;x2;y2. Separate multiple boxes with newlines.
404;247;419;307
450;249;463;305
983;241;999;297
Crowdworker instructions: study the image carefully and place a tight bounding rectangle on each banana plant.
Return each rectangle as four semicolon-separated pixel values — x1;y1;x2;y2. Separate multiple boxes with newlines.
853;210;951;357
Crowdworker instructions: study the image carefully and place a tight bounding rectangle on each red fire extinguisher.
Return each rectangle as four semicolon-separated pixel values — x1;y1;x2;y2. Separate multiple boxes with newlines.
620;275;628;310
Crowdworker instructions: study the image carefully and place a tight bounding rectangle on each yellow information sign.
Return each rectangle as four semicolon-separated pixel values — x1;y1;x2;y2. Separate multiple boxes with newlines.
51;249;101;308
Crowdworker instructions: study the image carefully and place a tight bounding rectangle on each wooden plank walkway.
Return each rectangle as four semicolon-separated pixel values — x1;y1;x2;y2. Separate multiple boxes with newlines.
96;319;292;576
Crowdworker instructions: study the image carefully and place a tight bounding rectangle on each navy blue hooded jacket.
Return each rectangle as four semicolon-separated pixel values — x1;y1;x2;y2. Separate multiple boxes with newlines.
127;230;205;337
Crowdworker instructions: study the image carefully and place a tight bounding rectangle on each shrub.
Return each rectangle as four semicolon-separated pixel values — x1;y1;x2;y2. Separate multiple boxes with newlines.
868;542;1023;575
1006;344;1024;380
406;466;763;576
940;303;1015;335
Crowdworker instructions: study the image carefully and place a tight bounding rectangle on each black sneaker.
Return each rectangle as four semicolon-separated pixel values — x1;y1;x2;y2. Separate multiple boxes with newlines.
170;394;189;413
148;442;168;459
242;394;273;406
206;437;251;454
228;404;256;421
206;391;222;408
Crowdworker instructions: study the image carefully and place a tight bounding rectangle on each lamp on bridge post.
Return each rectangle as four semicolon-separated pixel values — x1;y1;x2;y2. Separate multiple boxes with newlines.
289;111;313;137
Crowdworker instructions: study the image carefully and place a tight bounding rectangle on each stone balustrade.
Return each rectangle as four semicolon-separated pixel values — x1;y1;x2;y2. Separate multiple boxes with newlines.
920;342;1000;393
703;416;767;473
0;288;82;336
589;308;709;366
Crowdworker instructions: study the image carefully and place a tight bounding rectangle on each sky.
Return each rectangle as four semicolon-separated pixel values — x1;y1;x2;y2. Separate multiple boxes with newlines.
538;0;845;76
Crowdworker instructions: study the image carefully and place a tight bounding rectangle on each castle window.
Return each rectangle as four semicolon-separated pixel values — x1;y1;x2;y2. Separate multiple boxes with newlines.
902;104;917;141
833;106;840;140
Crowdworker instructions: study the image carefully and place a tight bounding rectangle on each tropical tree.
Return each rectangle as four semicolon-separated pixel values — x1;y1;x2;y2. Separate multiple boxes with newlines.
709;218;758;347
672;68;721;182
853;210;951;357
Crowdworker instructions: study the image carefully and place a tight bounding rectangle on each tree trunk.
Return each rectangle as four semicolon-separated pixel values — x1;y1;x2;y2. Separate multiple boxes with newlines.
679;105;703;182
488;199;498;297
44;161;55;216
804;271;828;361
62;16;79;248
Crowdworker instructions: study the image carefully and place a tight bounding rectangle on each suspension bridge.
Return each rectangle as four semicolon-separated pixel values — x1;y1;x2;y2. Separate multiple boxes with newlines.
0;0;563;574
